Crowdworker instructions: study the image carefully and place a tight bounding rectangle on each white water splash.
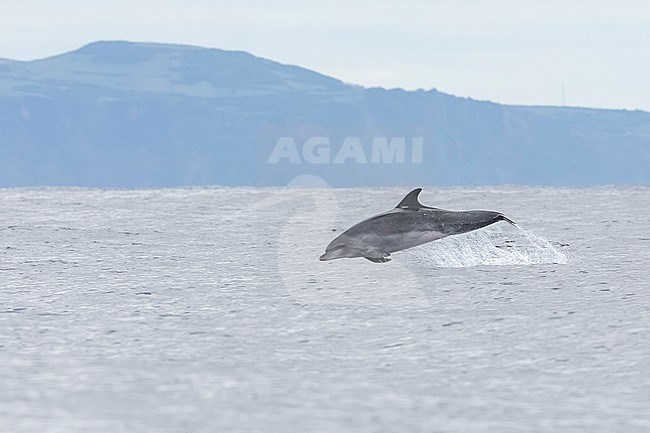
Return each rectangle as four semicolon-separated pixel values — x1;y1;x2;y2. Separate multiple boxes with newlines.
400;225;567;268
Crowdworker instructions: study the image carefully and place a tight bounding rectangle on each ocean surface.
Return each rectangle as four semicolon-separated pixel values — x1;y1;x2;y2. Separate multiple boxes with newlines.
0;186;648;433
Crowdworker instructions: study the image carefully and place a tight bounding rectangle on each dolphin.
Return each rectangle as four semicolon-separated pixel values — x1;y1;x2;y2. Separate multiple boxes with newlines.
319;188;516;263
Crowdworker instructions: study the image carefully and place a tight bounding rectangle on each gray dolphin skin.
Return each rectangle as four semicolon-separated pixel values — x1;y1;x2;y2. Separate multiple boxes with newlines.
319;188;516;263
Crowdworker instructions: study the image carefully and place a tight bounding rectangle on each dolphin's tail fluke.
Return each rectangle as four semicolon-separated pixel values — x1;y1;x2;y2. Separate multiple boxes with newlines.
498;214;517;226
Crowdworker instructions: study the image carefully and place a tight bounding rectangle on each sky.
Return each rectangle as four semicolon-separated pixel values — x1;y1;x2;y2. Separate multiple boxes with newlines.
1;0;649;111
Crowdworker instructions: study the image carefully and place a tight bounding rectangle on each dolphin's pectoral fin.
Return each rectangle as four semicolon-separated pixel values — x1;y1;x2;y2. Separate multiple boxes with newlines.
365;256;391;263
363;250;391;263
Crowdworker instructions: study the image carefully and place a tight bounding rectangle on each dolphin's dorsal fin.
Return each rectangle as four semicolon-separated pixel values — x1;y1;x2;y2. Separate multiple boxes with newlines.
396;188;426;209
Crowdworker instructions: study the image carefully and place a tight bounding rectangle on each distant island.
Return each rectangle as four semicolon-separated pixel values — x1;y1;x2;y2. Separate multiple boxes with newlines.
1;40;649;187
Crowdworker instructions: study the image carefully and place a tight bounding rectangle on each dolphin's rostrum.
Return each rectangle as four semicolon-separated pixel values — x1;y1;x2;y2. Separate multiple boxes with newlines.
319;188;516;263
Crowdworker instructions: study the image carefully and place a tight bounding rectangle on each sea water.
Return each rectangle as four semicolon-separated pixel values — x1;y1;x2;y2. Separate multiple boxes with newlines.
0;186;648;432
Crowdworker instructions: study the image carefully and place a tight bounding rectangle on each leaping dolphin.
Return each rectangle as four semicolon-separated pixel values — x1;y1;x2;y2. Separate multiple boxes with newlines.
319;188;516;263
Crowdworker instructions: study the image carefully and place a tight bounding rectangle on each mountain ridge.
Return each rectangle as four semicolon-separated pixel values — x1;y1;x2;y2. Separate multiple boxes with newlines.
1;40;649;187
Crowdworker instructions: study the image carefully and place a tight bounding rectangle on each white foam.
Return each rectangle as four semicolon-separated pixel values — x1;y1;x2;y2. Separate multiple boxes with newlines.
400;225;567;268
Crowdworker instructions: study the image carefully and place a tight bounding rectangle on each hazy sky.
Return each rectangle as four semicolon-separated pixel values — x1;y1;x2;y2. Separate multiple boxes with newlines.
1;0;649;110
